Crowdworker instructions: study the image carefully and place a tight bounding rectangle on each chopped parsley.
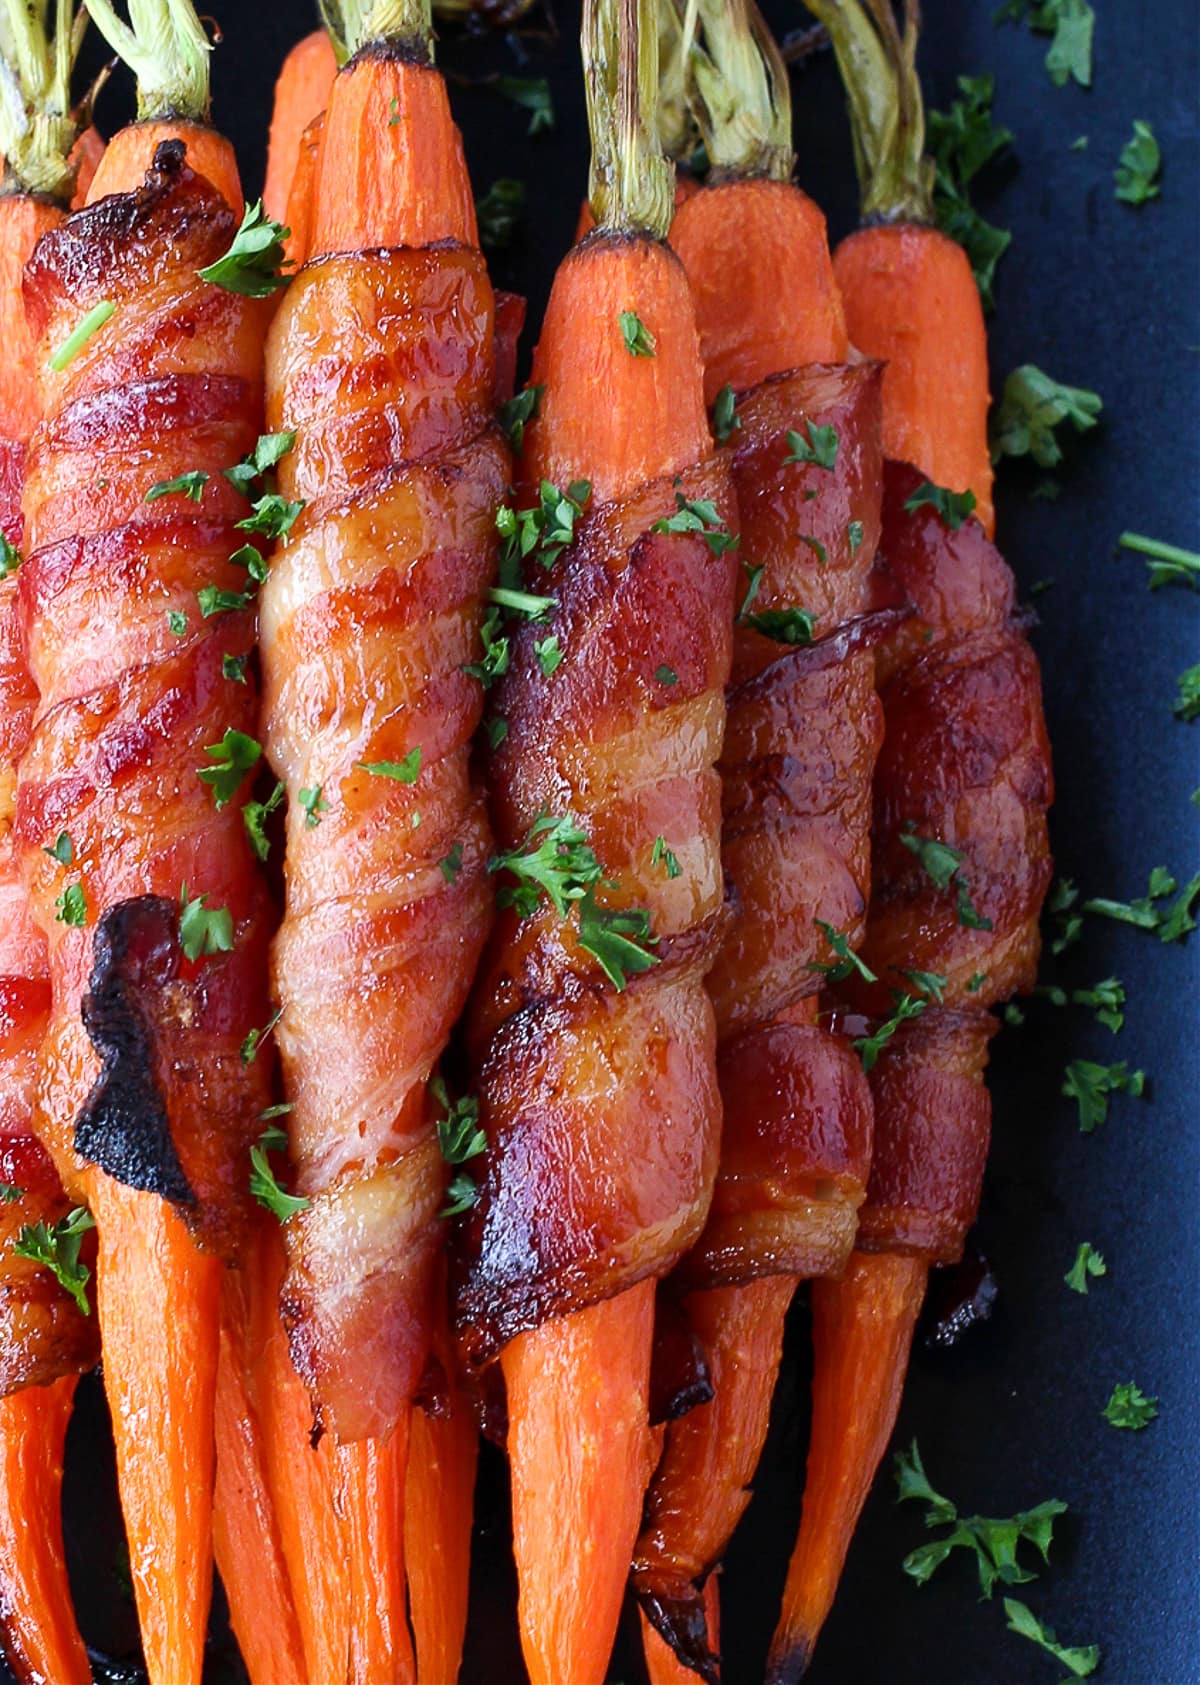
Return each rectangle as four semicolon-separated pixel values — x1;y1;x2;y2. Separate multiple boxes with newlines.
241;1008;283;1064
1002;1598;1099;1679
0;534;20;577
486;716;508;750
847;520;865;552
488;584;557;623
785;419;839;470
498;385;543;453
298;786;327;827
178;887;234;962
223;652;247;682
903;478;977;531
996;0;1094;90
198;729;262;808
742;607;817;646
439;843;463;884
49;299;115;371
899;826;993;929
431;1077;487;1218
618;310;656;357
198;201;291;297
55;883;87;927
13;1207;95;1314
737;561;765;619
197;585;253;618
967;971;988;992
1034;975;1125;1033
1064;1241;1106;1294
249;1126;309;1223
44;831;73;867
989;365;1102;468
712;384;740;445
0;1184;22;1203
652;491;739;556
651;835;681;879
463;608;511;690
534;634;563;678
145;470;208;504
1118;531;1200;591
244;782;285;861
496;479;590;575
1062;1059;1145;1132
1115;119;1161;206
897;967;949;1004
475;177;525;250
224;431;296;496
654;664;678;686
1172;663;1200;722
577;896;659;990
495;74;554;137
235;493;303;543
854;991;928;1072
359;748;421;784
1102;1381;1158;1431
1083;867;1200;944
808;920;878;985
928;73;1014;309
798;533;828;566
894;1440;1068;1598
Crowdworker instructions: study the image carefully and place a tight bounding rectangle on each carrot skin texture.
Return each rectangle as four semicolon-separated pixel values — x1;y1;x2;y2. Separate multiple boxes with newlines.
86;121;243;218
213;1229;307;1685
91;1177;220;1685
767;1252;927;1683
339;1429;416;1685
0;1376;90;1685
502;1280;656;1685
669;179;848;402
264;29;338;225
642;1576;721;1685
833;224;994;536
282;112;325;273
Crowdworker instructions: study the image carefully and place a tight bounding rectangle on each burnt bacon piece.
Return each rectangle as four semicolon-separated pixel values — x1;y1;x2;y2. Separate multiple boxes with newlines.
76;897;194;1207
14;148;275;1253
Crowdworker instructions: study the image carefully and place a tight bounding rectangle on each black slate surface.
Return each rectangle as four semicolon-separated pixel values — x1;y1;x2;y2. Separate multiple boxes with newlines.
42;4;1200;1684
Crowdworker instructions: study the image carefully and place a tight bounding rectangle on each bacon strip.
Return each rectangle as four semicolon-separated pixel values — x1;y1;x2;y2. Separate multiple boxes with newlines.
260;240;504;1442
16;142;275;1247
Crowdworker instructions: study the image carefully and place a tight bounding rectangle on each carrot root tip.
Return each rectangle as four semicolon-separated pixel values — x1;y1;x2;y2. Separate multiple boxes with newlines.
635;1581;720;1685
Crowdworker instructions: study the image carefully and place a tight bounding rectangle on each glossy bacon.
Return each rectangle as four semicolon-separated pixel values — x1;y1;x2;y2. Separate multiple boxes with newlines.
260;209;504;1445
458;459;736;1362
16;142;274;1243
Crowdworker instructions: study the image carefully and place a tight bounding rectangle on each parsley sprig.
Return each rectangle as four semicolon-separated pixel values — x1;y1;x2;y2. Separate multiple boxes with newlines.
1102;1381;1158;1431
14;1207;96;1315
198;201;292;297
249;1126;309;1223
1062;1059;1145;1132
990;366;1102;468
651;489;739;556
431;1078;487;1218
900;825;993;930
808;920;878;985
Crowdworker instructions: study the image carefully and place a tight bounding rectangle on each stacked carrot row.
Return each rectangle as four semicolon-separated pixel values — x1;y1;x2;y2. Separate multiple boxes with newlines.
0;0;1053;1681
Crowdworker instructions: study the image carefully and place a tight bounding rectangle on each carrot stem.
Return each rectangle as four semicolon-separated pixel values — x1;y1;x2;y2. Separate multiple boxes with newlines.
501;1280;657;1685
90;1175;221;1685
766;1251;928;1683
0;1375;90;1685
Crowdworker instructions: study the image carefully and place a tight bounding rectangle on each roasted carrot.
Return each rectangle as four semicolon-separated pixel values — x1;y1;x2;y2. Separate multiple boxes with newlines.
642;1576;722;1685
766;1253;926;1683
213;1223;306;1685
338;1429;415;1685
17;6;280;1680
771;6;1053;1674
264;28;338;226
0;15;98;1681
454;4;735;1679
405;1268;478;1685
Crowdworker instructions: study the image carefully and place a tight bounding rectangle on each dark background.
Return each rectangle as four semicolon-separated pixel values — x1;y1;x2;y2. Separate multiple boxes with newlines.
46;4;1200;1684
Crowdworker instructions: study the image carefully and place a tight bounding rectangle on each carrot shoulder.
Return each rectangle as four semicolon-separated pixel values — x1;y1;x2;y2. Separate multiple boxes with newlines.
264;29;338;225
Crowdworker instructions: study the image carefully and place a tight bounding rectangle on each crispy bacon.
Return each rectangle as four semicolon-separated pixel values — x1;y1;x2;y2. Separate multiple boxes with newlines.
456;461;737;1366
259;242;504;1441
14;142;274;1251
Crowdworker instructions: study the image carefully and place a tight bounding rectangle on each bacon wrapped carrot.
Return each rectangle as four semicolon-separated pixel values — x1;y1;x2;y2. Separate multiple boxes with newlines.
625;8;888;1675
0;10;102;1680
453;3;735;1678
14;5;281;1676
769;5;1053;1677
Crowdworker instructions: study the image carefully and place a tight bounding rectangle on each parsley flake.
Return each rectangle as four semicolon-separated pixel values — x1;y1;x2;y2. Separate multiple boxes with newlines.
997;0;1094;91
651;835;681;879
298;786;327;828
178;887;234;963
712;384;741;445
475;177;525;251
13;1207;95;1314
900;826;993;930
145;470;208;504
249;1126;309;1223
808;920;878;985
235;493;303;542
44;831;73;867
243;782;285;861
224;431;296;496
0;1184;22;1203
738;561;765;620
855;992;928;1072
619;311;656;357
847;520;865;552
1062;1059;1145;1132
1172;663;1200;722
1115;119;1161;206
198;201;292;297
0;534;20;578
1002;1598;1099;1679
652;491;739;556
486;716;508;749
785;420;839;470
903;478;978;530
359;748;421;784
498;385;543;453
55;883;87;927
223;652;247;683
990;366;1103;468
534;634;563;678
496;479;590;576
1102;1381;1158;1432
654;664;678;686
198;585;252;618
742;607;817;646
439;843;464;884
431;1077;487;1218
198;729;262;808
464;609;510;690
241;1008;283;1064
1064;1241;1106;1294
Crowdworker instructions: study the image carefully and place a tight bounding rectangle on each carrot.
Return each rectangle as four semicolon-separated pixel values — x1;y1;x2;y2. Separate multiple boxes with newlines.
766;1253;926;1684
19;8;279;1681
281;111;325;272
68;125;106;208
251;1226;351;1683
263;28;338;225
0;1378;90;1685
808;0;993;532
338;1430;415;1685
642;1576;722;1685
89;1175;222;1685
456;5;734;1681
405;1276;478;1685
501;1280;657;1685
213;1224;306;1685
